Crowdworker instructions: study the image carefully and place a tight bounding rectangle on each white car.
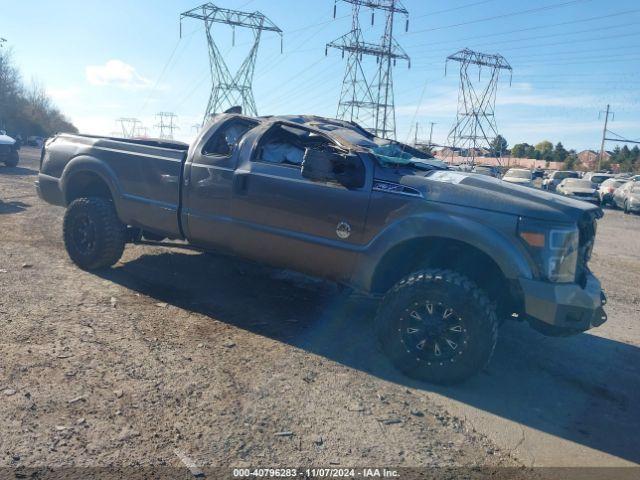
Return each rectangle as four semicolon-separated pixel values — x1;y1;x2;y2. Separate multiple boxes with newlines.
502;168;533;187
556;178;600;204
0;130;20;167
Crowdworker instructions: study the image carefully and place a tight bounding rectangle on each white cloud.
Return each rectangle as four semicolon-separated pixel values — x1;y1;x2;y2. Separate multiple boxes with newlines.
85;60;151;89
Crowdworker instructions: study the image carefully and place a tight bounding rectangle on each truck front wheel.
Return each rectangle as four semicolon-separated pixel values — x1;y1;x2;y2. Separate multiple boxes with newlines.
63;197;125;270
375;269;498;385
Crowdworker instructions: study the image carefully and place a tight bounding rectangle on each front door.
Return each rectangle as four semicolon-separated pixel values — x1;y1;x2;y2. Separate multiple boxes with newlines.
230;123;371;282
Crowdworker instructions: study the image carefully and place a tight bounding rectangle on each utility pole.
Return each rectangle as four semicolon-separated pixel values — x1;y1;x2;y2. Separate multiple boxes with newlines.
327;0;410;139
180;3;282;122
445;49;512;166
597;104;614;171
427;121;435;147
155;112;178;140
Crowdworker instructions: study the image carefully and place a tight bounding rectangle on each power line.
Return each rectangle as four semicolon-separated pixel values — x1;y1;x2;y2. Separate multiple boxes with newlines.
409;31;640;70
407;0;591;35
413;0;495;19
406;8;639;49
408;20;640;60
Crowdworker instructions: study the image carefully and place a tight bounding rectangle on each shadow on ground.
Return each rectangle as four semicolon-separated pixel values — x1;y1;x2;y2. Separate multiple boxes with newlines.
98;250;640;464
0;200;30;214
0;165;38;176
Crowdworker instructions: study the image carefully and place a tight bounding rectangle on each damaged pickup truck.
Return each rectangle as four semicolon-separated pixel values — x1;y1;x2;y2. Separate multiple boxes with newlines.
36;113;607;384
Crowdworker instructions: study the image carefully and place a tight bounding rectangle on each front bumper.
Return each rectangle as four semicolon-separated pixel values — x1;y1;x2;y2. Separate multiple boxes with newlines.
519;272;607;332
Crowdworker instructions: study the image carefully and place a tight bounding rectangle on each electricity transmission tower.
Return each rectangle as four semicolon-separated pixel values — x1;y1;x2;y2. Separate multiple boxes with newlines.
155;112;179;140
445;48;512;165
327;0;410;139
116;118;142;138
180;3;282;122
413;121;436;149
135;125;149;138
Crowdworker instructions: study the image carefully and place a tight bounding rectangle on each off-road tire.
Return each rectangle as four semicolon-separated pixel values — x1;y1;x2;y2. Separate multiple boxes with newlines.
63;197;125;270
375;269;498;385
4;151;19;167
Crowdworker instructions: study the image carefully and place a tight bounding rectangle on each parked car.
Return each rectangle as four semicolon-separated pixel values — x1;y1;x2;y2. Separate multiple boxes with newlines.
472;165;501;178
598;178;628;206
0;130;20;167
583;172;614;186
612;181;640;214
502;168;533;187
26;136;45;148
556;178;600;204
36;112;607;384
542;170;579;192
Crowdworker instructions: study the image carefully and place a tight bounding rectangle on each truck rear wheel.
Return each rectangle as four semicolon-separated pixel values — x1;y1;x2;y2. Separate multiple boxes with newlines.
63;197;125;270
4;151;19;167
375;269;498;385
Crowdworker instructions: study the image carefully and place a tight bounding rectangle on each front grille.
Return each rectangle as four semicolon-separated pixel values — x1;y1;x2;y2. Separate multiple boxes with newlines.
576;213;598;287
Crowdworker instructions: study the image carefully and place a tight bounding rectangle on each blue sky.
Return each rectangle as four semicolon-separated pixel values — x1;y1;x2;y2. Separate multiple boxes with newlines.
2;0;639;150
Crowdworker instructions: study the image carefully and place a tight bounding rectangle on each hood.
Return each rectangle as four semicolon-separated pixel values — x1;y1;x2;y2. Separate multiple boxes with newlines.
0;134;16;146
395;169;602;224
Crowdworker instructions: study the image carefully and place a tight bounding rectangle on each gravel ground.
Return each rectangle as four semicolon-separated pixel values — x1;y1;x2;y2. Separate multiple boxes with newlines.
1;148;526;476
2;147;638;476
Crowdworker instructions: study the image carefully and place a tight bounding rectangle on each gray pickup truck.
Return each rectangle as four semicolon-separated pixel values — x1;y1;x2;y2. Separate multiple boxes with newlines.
36;113;607;384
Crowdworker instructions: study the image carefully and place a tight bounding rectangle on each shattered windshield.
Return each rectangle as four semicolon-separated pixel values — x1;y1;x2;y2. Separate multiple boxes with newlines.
367;143;447;171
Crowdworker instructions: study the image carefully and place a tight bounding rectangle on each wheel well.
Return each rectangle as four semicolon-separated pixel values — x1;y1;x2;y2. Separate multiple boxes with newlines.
371;237;521;316
65;171;112;205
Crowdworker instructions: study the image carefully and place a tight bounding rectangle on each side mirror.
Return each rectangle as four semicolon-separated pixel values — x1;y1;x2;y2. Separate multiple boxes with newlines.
301;148;365;189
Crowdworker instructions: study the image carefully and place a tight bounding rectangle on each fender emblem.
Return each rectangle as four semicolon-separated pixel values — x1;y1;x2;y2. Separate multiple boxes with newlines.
336;221;351;239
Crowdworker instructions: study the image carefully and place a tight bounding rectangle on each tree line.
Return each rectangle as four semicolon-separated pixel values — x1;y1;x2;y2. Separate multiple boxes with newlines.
490;135;639;172
0;48;77;138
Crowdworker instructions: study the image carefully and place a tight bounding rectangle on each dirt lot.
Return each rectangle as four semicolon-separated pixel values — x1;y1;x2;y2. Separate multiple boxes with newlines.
1;148;639;474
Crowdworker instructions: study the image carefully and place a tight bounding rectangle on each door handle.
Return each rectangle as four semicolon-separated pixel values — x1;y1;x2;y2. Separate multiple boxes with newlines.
234;173;249;195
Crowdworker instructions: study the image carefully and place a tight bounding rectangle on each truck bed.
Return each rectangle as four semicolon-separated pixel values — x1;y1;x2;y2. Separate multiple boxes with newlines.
38;133;188;239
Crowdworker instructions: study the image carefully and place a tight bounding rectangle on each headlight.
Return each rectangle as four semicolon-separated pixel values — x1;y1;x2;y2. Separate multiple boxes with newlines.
518;217;579;283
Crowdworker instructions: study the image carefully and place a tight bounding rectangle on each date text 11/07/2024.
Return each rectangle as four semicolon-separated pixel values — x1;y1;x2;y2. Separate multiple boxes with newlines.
232;467;400;477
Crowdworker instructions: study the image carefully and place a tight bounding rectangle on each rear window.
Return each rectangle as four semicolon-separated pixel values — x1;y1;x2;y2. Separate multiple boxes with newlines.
553;171;579;180
202;119;258;156
590;175;611;184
